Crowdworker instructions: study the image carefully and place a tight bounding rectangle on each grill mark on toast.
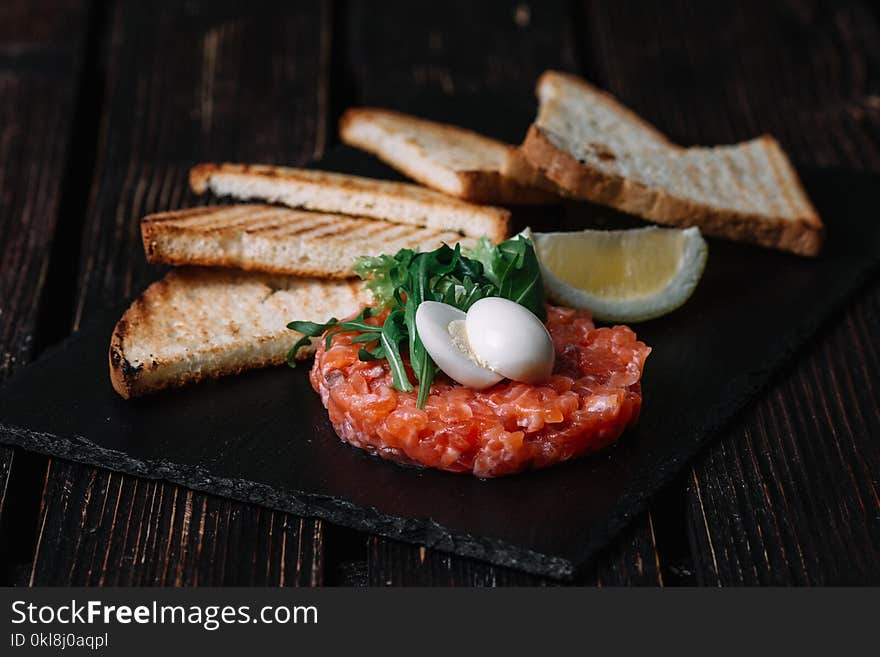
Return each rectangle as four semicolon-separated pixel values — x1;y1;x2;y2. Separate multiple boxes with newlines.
142;206;221;224
192;209;322;236
343;220;415;243
171;205;266;230
422;228;461;241
142;198;476;279
268;214;347;238
384;224;424;242
414;230;463;247
400;225;460;247
438;230;468;243
183;204;256;222
386;227;465;251
300;216;372;238
349;221;447;247
240;212;319;235
210;207;293;232
191;163;512;239
299;223;362;241
309;226;353;241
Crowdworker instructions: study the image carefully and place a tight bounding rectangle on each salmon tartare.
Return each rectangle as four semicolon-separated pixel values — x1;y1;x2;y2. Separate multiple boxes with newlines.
310;305;650;478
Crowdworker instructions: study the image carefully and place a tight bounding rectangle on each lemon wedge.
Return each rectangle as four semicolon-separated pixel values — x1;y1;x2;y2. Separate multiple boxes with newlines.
527;226;708;322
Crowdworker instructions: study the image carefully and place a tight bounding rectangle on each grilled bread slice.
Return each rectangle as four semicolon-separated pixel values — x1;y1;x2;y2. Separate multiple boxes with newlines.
109;268;366;399
339;107;556;204
522;71;823;256
142;204;474;278
190;163;510;242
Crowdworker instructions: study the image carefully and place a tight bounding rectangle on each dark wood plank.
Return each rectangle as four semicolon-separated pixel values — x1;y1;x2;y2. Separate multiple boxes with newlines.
0;0;91;583
30;460;324;585
28;0;333;586
367;514;662;586
344;0;663;586
344;0;577;102
686;281;880;585
583;0;880;584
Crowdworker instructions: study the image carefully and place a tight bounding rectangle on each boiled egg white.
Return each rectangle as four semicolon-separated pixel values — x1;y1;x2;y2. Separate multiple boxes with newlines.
415;301;504;389
415;298;555;389
465;297;555;384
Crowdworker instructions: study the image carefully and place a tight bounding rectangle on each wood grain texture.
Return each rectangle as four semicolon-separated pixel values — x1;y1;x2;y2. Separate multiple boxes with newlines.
344;0;577;103
582;0;880;584
28;0;333;586
686;282;880;585
0;0;88;376
29;460;323;586
343;0;662;585
0;0;90;582
366;515;662;586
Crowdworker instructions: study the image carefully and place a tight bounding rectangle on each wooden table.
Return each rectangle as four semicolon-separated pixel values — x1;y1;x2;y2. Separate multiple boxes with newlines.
1;0;877;586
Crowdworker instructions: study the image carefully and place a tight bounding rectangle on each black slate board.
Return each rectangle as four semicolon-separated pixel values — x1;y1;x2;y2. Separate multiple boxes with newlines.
1;109;879;578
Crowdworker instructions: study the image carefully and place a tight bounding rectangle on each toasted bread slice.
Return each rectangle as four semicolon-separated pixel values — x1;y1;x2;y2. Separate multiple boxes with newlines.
505;71;675;199
500;148;564;196
190;163;510;242
339;107;556;204
534;71;679;152
522;71;823;256
109;268;366;399
142;204;474;278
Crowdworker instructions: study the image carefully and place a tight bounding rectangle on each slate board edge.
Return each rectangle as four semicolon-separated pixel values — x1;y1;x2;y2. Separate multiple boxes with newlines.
0;423;576;581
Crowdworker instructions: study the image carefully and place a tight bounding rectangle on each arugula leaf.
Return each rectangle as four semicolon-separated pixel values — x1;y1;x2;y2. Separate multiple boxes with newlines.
286;317;339;336
285;309;376;365
285;318;339;367
405;252;437;400
358;345;386;361
286;335;314;367
466;236;546;320
463;237;496;277
350;332;381;344
379;310;413;392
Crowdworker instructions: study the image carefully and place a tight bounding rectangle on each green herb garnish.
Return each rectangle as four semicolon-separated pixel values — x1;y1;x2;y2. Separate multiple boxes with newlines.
287;235;545;408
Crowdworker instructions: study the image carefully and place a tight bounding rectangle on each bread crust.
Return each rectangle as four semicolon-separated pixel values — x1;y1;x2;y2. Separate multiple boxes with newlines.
110;324;295;398
108;319;135;399
188;163;217;194
141;205;474;277
108;269;362;399
141;219;354;279
339;108;557;205
536;71;681;151
522;125;823;256
143;247;354;279
429;168;556;205
189;162;510;242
